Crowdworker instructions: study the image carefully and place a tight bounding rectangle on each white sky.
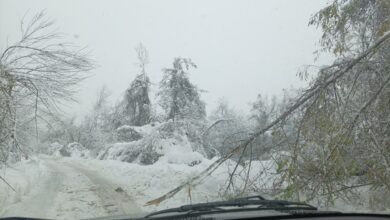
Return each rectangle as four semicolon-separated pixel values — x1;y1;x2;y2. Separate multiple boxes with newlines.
0;0;332;117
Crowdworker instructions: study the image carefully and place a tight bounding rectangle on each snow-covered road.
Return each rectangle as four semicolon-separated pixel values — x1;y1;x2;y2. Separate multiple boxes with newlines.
0;152;372;218
0;154;237;219
0;157;141;219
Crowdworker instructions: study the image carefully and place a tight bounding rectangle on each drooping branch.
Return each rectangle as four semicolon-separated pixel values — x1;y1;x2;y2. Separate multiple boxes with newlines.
145;31;390;206
201;119;234;138
0;11;94;188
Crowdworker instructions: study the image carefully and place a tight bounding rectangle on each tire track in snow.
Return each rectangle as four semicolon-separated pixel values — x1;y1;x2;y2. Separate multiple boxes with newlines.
63;161;141;216
1;157;141;219
45;159;107;219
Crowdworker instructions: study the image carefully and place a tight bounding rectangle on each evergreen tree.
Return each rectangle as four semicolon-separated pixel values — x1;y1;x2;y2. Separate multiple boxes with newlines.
124;44;151;126
158;58;206;121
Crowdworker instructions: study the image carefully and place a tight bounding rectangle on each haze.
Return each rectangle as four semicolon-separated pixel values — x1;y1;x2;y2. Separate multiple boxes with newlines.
0;0;331;116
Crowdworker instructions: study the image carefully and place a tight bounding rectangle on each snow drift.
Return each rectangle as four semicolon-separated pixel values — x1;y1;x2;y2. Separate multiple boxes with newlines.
98;121;206;165
52;142;92;159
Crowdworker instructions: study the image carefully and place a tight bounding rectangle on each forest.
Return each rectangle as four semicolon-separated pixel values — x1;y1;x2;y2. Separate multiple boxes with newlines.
0;0;389;214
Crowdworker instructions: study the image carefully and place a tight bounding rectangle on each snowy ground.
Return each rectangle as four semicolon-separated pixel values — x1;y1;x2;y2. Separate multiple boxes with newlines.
0;154;378;219
0;156;143;219
0;155;231;219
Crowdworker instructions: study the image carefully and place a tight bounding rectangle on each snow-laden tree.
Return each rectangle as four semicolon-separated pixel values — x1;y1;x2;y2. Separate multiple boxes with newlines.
80;86;113;150
274;0;390;207
204;98;249;158
249;95;279;159
210;98;236;120
0;11;94;163
124;43;151;126
250;95;278;130
158;58;206;121
146;1;390;207
39;86;113;156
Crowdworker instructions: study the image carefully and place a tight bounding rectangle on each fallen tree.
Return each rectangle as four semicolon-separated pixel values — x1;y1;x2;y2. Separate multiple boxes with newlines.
145;31;390;206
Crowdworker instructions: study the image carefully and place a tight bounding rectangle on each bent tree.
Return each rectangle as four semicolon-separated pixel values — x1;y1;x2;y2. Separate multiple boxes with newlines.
146;0;390;206
0;11;94;163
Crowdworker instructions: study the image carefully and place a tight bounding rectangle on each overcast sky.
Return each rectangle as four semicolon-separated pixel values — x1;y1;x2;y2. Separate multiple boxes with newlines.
0;0;332;117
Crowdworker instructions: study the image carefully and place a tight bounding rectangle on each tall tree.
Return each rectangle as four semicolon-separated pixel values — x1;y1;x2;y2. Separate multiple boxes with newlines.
158;58;206;121
124;43;151;126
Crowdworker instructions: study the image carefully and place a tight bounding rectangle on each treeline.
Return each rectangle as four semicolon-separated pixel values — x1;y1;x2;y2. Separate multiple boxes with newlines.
39;45;210;154
1;0;389;210
39;42;296;161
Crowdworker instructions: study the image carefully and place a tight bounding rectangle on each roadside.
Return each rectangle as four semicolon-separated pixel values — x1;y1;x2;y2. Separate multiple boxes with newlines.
0;156;141;219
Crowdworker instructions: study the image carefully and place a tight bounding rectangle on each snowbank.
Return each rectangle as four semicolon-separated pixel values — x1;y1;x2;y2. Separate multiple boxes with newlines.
98;121;206;165
47;142;63;155
0;157;44;212
53;142;92;159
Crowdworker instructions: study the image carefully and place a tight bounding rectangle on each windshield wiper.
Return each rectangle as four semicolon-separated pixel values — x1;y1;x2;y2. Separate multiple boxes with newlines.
145;196;318;218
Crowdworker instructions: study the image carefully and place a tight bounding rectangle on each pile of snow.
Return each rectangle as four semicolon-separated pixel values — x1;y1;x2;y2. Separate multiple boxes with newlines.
98;121;206;165
54;142;92;159
155;138;204;166
97;142;152;163
47;142;63;155
0;157;43;211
